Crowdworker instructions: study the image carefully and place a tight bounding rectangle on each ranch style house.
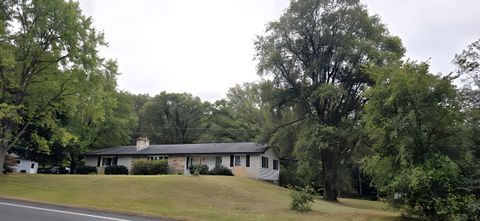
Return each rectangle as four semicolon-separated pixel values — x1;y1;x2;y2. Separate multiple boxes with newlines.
85;137;280;182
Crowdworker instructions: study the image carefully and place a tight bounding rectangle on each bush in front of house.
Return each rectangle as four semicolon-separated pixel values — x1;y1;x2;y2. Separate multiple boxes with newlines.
104;165;129;175
208;165;233;176
131;160;168;175
189;164;209;176
76;166;98;174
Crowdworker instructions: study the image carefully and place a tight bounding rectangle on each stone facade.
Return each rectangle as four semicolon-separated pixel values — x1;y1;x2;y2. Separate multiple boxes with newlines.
168;155;185;174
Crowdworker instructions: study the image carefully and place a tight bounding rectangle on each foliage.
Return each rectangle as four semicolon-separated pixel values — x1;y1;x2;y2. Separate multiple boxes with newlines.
104;165;129;175
362;62;475;220
189;164;209;176
454;39;480;89
208;165;233;176
0;0;134;172
76;166;97;175
131;160;169;175
254;0;404;200
201;98;259;143
289;185;315;212
279;163;304;188
138;92;212;144
454;39;480;220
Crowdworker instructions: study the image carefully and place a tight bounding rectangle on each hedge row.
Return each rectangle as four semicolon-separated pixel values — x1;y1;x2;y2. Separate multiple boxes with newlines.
76;166;97;174
131;160;168;175
105;165;129;175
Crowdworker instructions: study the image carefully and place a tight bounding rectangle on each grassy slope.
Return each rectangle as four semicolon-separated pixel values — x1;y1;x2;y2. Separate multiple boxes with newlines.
0;174;402;221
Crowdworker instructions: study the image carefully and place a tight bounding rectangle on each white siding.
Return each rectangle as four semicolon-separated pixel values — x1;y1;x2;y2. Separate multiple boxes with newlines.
118;156;133;170
85;156;98;167
258;148;280;181
85;156;133;172
12;159;38;174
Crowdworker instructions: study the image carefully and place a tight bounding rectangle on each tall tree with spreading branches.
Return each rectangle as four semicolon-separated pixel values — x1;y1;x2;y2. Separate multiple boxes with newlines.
254;0;404;200
0;0;112;171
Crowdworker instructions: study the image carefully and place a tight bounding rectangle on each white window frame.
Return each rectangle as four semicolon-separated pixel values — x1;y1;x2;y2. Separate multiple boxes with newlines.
147;155;168;161
101;156;117;166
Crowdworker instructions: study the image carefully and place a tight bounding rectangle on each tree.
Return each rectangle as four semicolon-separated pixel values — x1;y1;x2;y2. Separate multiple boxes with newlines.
363;62;476;220
254;0;404;200
200;83;268;143
199;99;259;143
0;0;107;171
138;92;212;144
454;39;480;89
130;93;151;143
454;39;480;219
62;81;138;172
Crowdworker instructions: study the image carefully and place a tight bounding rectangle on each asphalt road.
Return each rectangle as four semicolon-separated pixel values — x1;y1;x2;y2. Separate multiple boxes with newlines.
0;198;167;221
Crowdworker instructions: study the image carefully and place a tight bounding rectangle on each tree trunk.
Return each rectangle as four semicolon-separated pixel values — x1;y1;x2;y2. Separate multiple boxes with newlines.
0;147;7;174
321;149;339;201
69;153;77;174
324;180;338;201
358;167;363;198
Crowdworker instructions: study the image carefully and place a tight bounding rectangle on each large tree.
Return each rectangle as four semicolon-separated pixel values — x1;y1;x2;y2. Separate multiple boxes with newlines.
254;0;404;200
453;39;480;219
363;62;476;220
0;0;108;171
138;92;212;144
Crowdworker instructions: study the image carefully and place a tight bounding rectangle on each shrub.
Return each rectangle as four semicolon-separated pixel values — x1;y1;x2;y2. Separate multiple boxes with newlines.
76;166;97;174
189;164;209;176
131;160;168;175
105;165;129;175
208;165;233;176
2;166;13;174
289;186;315;212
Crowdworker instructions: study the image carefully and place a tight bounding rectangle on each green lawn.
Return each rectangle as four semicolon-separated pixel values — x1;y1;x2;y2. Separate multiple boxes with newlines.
0;174;404;221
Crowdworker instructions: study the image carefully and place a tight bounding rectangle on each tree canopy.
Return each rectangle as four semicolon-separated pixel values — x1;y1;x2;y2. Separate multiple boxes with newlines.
254;0;404;200
138;92;212;144
0;0;136;171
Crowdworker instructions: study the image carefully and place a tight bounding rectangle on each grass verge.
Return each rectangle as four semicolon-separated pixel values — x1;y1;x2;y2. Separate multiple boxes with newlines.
0;174;403;221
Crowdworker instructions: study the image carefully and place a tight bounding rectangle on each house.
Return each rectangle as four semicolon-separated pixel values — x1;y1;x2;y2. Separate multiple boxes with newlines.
84;138;280;182
8;153;38;174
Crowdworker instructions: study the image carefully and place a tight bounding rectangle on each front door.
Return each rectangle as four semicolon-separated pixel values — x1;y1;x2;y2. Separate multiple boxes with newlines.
232;155;246;177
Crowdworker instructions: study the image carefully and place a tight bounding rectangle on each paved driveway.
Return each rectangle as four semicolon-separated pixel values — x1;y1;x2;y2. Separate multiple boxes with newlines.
0;198;167;221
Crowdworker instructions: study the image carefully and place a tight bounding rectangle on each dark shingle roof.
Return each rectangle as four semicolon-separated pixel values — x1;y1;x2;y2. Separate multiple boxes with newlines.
85;142;268;156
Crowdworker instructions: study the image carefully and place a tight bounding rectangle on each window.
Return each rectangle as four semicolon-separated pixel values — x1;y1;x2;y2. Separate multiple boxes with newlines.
147;155;168;161
235;156;241;166
101;157;117;166
261;156;268;168
230;155;234;167
31;163;35;169
273;159;278;170
215;156;222;167
246;155;250;167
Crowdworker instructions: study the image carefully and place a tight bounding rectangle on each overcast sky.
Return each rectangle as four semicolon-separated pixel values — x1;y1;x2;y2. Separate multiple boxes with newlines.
78;0;480;102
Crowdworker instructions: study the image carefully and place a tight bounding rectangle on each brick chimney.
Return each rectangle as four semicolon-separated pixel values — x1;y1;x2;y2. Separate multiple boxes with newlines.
136;137;150;151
